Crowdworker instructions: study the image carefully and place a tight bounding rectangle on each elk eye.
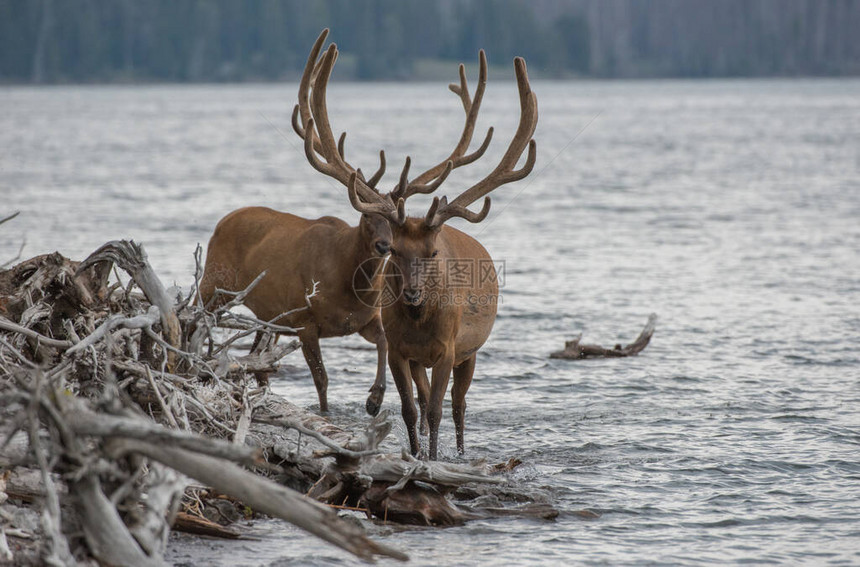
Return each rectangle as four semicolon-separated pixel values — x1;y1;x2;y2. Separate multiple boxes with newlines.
431;250;439;258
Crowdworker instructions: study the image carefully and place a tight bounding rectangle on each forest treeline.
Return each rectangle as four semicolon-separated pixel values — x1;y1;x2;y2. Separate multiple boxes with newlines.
2;0;858;83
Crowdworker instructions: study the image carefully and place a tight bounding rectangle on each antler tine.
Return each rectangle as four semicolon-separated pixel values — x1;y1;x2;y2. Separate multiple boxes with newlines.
295;32;353;178
347;173;405;224
454;126;494;168
297;29;328;128
427;56;537;228
446;196;492;223
347;172;385;215
302;117;339;179
449;64;471;108
294;30;402;221
424;195;491;227
366;150;386;188
392;158;454;202
398;50;493;194
308;45;347;170
396;156;411;195
337;132;346;160
291;104;305;139
294;29;329;154
425;195;443;223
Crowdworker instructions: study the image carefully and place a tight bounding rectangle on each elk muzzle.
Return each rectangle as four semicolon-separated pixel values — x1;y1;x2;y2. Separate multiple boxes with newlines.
402;288;424;306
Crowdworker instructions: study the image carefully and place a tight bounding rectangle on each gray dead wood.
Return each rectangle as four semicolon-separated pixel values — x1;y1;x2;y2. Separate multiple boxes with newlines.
65;306;160;356
172;512;241;539
28;413;76;567
0;527;12;562
360;453;503;488
254;401;505;527
0;317;73;349
73;472;164;567
127;464;187;558
78;240;181;367
108;437;408;563
233;387;253;446
217;339;301;378
2;241;513;558
1;466;66;504
258;403;500;486
551;313;658;359
62;406;261;466
0;430;31;468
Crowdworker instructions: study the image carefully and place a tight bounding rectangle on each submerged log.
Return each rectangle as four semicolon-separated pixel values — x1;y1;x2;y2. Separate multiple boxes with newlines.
551;313;657;360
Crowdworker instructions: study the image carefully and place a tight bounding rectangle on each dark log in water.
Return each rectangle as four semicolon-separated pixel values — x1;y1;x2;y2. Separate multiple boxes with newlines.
172;512;242;539
550;314;658;360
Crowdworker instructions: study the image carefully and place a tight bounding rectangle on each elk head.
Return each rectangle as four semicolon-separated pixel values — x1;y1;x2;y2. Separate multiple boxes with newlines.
290;29;405;252
295;29;537;308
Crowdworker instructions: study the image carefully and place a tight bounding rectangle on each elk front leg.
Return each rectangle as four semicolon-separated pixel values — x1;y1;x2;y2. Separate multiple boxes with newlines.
410;361;430;436
299;328;329;413
452;354;476;455
359;316;387;416
428;351;455;461
389;352;420;456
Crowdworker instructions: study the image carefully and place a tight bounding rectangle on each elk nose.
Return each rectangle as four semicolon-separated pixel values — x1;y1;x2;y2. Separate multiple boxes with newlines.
374;240;390;256
403;289;422;305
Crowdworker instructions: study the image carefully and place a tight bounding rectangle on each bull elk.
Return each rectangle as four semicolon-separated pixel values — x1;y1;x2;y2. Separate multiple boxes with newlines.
198;30;396;415
298;30;537;459
198;29;488;416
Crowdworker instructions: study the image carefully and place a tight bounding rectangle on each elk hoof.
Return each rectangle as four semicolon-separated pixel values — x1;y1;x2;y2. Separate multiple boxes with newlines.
365;391;383;416
365;399;380;416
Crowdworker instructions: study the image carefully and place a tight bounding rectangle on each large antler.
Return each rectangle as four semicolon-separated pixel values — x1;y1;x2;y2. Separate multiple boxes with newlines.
425;57;538;228
291;29;401;222
390;50;494;202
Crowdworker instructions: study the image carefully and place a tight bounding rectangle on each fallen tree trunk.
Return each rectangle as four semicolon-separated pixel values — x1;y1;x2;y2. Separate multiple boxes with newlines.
550;313;658;359
108;438;407;562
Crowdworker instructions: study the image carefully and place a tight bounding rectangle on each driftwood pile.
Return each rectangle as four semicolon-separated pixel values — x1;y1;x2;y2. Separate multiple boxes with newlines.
0;239;532;565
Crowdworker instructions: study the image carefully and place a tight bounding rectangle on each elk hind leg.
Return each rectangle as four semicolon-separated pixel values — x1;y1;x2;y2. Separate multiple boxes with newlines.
249;331;276;386
299;330;330;413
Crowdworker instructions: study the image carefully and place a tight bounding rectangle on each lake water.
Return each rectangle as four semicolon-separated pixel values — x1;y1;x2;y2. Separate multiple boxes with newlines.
2;78;859;565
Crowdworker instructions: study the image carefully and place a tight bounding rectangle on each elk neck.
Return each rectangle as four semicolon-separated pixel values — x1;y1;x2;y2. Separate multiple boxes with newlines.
336;222;388;300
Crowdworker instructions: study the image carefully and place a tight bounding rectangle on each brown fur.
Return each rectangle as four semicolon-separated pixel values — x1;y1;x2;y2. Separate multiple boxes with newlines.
383;219;499;459
199;206;392;414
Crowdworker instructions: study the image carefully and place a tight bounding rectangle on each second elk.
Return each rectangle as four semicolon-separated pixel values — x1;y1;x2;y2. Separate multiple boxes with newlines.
299;30;538;459
199;29;403;415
